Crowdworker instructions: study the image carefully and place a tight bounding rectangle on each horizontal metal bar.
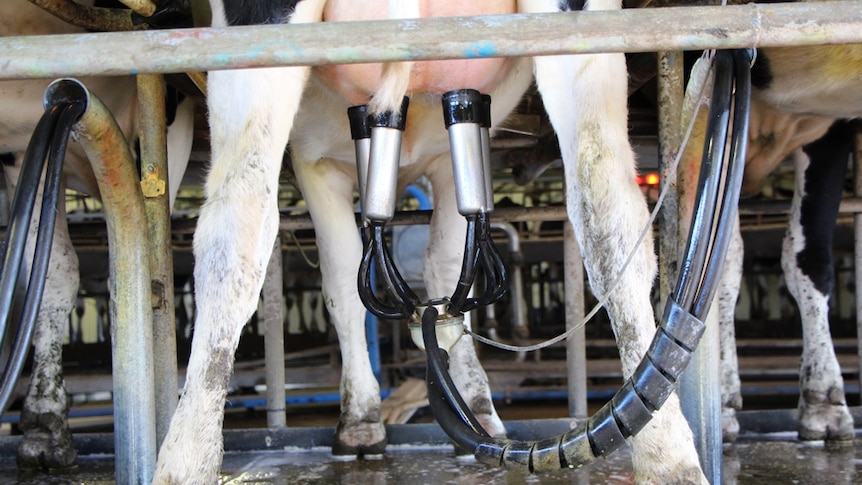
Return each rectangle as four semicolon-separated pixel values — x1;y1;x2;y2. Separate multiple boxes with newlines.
738;197;862;217
2;2;861;79
278;205;569;232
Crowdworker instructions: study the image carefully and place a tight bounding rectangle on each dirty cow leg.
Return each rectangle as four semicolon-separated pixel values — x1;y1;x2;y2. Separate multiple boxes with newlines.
423;155;506;440
718;216;743;443
525;0;706;481
294;158;386;457
153;61;311;484
8;171;78;470
782;126;854;442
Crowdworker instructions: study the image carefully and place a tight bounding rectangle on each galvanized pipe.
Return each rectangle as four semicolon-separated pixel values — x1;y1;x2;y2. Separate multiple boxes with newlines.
490;222;527;340
278;204;569;233
263;236;287;428
46;78;157;485
3;3;861;79
563;221;588;419
656;50;683;313
136;73;178;450
680;312;722;484
854;127;862;406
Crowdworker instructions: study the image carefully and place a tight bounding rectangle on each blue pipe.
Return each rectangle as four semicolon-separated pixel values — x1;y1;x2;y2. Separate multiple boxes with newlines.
405;184;432;211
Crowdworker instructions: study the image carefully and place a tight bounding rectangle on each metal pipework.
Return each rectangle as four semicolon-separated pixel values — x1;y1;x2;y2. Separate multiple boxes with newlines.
5;4;859;80
46;78;158;484
422;49;752;473
489;222;527;339
136;73;177;450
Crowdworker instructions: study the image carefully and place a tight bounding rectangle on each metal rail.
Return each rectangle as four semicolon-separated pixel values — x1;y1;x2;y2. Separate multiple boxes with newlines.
1;3;861;80
49;79;157;485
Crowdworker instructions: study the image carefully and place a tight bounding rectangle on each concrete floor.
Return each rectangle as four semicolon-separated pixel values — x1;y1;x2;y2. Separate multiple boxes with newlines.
0;426;860;484
219;437;862;484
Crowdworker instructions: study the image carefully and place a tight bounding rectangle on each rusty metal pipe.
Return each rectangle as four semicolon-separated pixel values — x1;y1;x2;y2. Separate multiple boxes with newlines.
136;73;178;450
27;0;141;32
45;78;156;485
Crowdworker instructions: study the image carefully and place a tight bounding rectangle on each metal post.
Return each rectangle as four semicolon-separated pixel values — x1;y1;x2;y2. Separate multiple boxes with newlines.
662;51;721;484
854;127;862;405
52;79;157;484
137;73;178;449
490;222;528;342
264;235;287;428
656;50;683;310
563;221;587;419
680;312;722;484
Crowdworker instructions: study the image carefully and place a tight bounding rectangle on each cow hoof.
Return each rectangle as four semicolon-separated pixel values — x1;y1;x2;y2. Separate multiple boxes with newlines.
16;430;77;471
332;420;387;457
799;402;854;442
722;406;740;443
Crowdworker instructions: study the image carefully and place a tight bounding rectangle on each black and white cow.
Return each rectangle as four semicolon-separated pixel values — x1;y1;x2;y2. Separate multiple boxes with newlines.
717;88;859;442
0;0;194;470
153;0;707;483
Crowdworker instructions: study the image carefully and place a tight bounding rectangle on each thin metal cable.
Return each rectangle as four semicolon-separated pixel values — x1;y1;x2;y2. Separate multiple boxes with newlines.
467;57;716;353
285;230;319;268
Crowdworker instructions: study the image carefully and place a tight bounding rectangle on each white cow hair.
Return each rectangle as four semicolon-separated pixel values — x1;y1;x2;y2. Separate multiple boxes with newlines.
154;0;707;483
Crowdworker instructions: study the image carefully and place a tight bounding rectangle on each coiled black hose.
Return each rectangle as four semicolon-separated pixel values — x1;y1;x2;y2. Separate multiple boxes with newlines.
423;48;753;471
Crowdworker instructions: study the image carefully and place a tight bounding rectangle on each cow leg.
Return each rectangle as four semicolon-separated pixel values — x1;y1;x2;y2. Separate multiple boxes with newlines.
293;157;386;457
522;0;705;482
154;60;312;482
782;122;854;442
424;155;506;440
718;216;743;443
3;159;78;470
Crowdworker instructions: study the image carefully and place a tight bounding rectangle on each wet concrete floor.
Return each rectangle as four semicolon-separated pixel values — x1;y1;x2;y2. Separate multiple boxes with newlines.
1;432;860;484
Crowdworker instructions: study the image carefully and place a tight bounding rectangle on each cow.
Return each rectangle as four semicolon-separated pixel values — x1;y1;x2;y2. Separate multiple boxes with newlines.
0;0;194;470
717;87;860;443
153;0;708;483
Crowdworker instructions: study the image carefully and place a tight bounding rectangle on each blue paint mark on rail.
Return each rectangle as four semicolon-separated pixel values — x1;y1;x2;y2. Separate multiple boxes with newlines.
464;42;497;58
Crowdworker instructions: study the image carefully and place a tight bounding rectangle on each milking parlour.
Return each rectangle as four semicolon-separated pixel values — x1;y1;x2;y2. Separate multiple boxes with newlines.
0;1;861;484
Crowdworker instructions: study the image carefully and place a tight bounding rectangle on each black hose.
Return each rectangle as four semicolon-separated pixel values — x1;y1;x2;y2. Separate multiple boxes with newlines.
0;107;63;340
0;98;86;416
358;231;410;320
447;215;481;314
672;50;734;315
475;213;507;306
376;224;419;307
423;49;753;471
690;49;752;317
357;222;419;320
421;305;491;448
